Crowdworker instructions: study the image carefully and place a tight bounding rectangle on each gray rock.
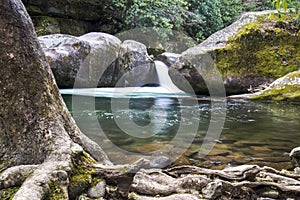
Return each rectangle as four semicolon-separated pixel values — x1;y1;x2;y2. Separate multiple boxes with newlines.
116;40;157;87
135;194;199;200
87;180;106;198
39;34;91;88
267;70;300;88
39;33;156;88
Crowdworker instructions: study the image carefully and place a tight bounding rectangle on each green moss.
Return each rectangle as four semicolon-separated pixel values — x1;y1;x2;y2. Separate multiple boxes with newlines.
128;192;138;200
68;151;97;198
216;14;300;79
45;182;67;200
0;187;19;200
0;160;8;171
69;173;92;193
35;16;60;36
252;84;300;101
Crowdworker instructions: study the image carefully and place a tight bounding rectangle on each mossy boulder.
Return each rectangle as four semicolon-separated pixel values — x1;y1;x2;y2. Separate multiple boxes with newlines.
170;10;300;95
252;70;300;101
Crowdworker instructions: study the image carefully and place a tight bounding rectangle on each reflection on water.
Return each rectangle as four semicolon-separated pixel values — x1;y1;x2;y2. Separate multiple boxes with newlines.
63;94;300;170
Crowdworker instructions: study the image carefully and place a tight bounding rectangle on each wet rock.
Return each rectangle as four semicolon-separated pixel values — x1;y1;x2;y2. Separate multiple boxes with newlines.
260;189;279;199
129;143;165;154
134;194;199;200
172;155;190;166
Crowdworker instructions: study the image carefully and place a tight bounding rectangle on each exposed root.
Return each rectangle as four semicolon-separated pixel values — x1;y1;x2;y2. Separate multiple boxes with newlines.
130;165;300;199
0;165;38;189
2;156;300;200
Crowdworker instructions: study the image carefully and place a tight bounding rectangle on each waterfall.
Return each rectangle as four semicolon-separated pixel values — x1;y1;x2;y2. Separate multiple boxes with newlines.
154;60;184;93
60;60;186;98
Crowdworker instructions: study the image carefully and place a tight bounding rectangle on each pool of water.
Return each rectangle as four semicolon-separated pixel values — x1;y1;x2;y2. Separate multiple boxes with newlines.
62;93;300;170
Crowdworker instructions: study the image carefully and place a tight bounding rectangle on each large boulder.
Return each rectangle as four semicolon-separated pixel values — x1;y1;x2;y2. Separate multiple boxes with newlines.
39;32;156;88
169;10;300;95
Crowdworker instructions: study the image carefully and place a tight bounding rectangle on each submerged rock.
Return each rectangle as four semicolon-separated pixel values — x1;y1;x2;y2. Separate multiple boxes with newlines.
170;10;300;95
39;33;156;88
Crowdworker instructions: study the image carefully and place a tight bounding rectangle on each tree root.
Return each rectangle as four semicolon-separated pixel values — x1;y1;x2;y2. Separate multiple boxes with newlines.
130;165;300;199
2;156;300;200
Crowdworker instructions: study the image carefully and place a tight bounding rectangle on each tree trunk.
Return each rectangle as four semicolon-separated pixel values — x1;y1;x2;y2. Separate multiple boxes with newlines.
0;0;111;199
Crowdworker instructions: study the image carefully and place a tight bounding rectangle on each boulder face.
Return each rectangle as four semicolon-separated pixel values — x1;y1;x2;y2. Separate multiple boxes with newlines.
39;34;91;88
39;33;156;88
169;10;300;95
116;40;158;87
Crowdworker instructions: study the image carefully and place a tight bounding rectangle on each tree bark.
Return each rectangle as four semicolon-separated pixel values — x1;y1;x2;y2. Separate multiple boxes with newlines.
0;0;111;199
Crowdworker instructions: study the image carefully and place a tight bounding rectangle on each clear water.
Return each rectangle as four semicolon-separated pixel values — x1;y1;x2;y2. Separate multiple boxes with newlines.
62;93;300;170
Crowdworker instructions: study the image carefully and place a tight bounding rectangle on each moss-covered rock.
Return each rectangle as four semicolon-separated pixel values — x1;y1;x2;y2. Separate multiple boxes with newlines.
252;70;300;101
170;11;300;95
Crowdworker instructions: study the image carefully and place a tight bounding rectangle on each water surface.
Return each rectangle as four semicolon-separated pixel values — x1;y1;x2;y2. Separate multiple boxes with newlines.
62;93;300;170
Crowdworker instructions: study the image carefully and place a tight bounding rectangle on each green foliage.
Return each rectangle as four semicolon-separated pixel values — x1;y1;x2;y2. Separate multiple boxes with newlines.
104;0;244;43
268;0;300;19
185;0;243;42
125;0;187;30
242;0;273;11
102;0;284;44
272;0;290;11
123;0;188;41
186;0;223;41
220;0;243;27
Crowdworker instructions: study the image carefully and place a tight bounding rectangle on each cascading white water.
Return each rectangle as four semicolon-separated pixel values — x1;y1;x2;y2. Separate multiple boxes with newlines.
154;60;184;93
60;60;186;98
